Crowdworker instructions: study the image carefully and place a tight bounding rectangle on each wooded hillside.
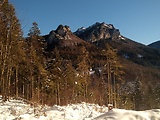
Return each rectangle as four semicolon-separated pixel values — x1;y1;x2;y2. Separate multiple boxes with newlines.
0;0;160;110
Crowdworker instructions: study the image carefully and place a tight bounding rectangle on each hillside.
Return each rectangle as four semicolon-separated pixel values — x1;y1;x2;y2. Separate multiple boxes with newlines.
148;40;160;50
41;22;160;110
75;22;160;68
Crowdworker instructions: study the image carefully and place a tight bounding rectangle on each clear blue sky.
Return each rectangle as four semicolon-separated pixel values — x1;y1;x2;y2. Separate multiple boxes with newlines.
9;0;160;45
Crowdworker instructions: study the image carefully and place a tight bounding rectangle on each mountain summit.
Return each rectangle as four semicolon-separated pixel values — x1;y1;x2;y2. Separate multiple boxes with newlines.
45;24;86;50
74;22;120;42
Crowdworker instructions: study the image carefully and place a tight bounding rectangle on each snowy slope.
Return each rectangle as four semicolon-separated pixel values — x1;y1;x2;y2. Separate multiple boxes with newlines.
0;97;160;120
93;109;160;120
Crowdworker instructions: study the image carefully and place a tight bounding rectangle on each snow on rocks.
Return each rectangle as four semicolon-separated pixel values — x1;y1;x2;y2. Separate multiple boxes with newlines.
119;35;126;40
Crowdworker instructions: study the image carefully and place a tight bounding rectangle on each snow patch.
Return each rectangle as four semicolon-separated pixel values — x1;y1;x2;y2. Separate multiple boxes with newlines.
90;68;95;75
75;27;86;35
102;23;113;29
119;35;126;40
77;27;86;32
0;97;160;120
137;54;143;58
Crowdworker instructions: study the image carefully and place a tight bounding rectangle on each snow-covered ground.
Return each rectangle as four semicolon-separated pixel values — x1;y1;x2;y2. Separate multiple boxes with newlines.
0;97;160;120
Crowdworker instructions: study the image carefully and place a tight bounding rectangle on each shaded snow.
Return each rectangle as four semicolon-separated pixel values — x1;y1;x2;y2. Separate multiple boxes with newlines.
93;109;160;120
0;97;160;120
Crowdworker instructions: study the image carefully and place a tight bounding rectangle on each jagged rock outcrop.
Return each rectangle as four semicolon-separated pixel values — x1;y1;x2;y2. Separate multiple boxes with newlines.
45;24;87;50
74;22;120;42
45;25;72;50
55;24;71;38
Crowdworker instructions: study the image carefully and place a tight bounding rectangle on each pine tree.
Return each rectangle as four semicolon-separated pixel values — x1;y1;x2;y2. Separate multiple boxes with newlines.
45;48;64;105
28;22;41;37
76;46;91;102
0;0;23;101
27;22;45;102
62;61;77;104
103;43;124;107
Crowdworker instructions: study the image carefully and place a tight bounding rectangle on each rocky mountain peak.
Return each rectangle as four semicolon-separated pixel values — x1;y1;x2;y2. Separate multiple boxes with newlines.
55;24;71;37
45;24;87;50
74;22;120;42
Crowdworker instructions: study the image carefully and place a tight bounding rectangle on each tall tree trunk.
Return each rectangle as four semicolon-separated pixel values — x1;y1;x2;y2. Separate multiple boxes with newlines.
15;66;19;98
107;62;111;104
65;78;68;105
31;75;34;101
85;81;88;102
22;84;25;98
8;68;11;98
41;83;44;105
6;63;12;100
1;30;10;100
1;44;8;100
37;75;40;103
27;82;30;100
113;73;117;108
56;80;60;105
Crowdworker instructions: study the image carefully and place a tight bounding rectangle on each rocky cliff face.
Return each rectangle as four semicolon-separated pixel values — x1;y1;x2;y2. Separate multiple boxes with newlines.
47;25;70;43
74;22;120;42
45;24;87;50
45;22;122;50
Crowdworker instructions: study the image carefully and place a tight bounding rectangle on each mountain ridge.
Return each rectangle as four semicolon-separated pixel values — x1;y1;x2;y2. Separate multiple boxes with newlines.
148;40;160;50
42;22;160;109
44;22;160;69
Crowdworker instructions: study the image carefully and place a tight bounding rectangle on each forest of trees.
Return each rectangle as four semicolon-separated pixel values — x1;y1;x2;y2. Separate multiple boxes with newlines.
0;0;123;106
1;0;160;110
